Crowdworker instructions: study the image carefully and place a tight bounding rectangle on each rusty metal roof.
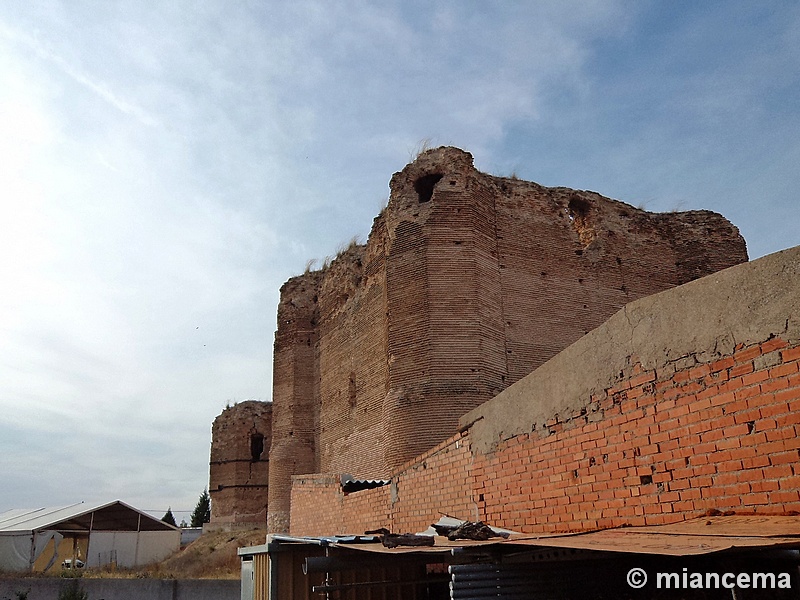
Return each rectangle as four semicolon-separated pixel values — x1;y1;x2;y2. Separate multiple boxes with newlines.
266;515;800;557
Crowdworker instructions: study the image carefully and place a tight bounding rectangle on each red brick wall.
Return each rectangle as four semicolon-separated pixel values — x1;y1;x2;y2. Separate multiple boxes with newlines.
290;475;391;536
290;434;474;537
290;475;344;536
291;336;800;536
389;432;476;534
474;337;800;533
342;486;391;534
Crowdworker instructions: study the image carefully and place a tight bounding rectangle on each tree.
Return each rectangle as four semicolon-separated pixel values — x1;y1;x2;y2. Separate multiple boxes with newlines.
162;507;177;527
190;489;211;527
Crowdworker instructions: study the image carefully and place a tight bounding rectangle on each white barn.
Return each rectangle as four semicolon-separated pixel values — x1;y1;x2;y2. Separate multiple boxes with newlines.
0;500;180;572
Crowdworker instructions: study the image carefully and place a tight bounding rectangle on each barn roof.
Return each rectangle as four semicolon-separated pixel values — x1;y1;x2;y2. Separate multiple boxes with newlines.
0;500;177;534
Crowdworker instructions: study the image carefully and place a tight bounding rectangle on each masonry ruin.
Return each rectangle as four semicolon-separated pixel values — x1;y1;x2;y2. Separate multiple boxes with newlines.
208;400;272;528
209;146;748;532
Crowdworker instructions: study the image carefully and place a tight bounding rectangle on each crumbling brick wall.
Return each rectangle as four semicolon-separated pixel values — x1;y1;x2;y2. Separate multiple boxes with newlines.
209;400;272;527
289;246;800;535
268;146;748;533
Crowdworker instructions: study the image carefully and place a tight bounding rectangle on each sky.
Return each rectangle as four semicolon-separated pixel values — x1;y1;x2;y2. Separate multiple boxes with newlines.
1;1;798;520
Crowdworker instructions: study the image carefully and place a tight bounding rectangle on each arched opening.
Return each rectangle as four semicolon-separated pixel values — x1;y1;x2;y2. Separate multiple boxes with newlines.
250;432;265;461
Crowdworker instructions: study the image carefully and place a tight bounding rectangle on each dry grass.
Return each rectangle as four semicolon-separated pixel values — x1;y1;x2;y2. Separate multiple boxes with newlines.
83;529;267;580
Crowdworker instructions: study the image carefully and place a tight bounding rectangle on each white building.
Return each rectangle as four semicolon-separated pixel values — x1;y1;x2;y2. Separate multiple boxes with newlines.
0;500;180;572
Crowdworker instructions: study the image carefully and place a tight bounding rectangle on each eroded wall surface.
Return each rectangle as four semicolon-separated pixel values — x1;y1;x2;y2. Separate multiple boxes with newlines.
209;400;272;527
268;146;748;532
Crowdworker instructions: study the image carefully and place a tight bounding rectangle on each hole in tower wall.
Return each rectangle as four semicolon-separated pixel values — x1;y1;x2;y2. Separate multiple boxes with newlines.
250;432;265;461
567;195;597;247
414;173;443;203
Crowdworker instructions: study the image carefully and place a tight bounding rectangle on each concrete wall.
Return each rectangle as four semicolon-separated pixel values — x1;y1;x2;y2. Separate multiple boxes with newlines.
0;578;238;600
268;146;747;533
289;246;800;536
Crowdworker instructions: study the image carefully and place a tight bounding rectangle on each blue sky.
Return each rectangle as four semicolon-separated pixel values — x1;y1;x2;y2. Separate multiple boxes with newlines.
1;1;798;519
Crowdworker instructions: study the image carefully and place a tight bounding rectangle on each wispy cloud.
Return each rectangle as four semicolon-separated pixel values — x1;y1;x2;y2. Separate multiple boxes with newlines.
0;22;157;127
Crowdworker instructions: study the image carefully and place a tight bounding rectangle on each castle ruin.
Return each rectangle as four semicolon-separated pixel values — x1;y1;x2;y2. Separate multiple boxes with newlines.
209;147;747;533
209;400;272;528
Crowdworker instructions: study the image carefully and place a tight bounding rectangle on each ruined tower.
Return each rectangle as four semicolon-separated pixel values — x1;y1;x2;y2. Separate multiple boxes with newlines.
265;147;748;533
208;400;272;528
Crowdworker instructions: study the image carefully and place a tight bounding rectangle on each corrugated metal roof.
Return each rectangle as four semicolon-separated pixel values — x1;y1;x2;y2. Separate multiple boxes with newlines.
263;515;800;557
340;475;390;494
0;500;178;533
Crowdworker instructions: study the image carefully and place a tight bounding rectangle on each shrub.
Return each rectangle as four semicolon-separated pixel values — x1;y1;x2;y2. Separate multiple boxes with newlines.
58;579;87;600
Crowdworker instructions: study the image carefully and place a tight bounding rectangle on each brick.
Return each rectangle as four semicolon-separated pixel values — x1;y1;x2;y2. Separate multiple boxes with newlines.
770;490;800;503
730;362;755;377
741;370;770;386
688;364;712;381
781;346;800;362
734;346;763;363
629;371;657;388
761;377;791;392
770;451;800;466
776;387;800;404
710;357;735;373
760;403;790;418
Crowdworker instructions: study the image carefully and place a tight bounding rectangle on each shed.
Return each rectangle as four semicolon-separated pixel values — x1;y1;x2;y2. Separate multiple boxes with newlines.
240;516;800;599
0;500;180;572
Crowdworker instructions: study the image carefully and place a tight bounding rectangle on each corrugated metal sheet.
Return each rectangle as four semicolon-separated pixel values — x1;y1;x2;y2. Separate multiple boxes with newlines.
0;504;86;532
449;563;618;600
340;474;390;493
288;515;800;557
